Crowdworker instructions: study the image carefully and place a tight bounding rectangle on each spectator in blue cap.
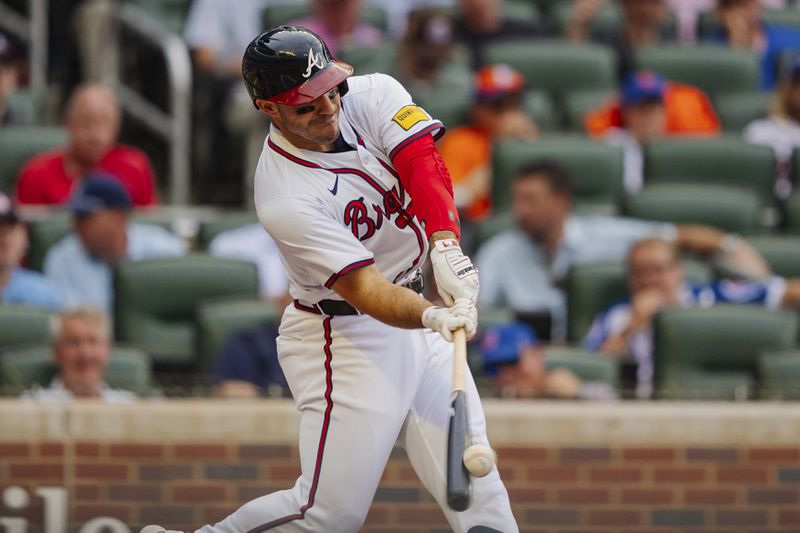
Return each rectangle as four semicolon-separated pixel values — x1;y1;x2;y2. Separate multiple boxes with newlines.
744;52;800;197
590;71;720;193
481;322;582;399
0;193;62;310
43;174;187;314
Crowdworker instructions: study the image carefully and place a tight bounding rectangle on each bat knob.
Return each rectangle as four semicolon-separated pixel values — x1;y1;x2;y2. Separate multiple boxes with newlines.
447;490;471;512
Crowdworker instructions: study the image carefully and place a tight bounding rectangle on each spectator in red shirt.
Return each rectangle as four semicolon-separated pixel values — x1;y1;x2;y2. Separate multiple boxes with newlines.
14;84;158;206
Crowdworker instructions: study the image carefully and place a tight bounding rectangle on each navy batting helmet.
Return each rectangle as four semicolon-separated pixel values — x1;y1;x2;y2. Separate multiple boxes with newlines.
242;26;353;107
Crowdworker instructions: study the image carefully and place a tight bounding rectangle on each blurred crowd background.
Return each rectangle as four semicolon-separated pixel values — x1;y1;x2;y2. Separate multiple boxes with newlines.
2;0;800;403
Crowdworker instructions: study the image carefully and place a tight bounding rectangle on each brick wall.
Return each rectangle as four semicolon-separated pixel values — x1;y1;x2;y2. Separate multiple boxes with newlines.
2;401;800;532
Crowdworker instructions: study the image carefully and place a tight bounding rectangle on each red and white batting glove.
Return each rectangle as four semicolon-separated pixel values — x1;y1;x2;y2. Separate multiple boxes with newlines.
430;239;480;306
421;298;478;341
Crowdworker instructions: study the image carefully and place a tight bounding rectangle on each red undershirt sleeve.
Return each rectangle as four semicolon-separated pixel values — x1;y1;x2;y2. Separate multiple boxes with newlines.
391;134;461;240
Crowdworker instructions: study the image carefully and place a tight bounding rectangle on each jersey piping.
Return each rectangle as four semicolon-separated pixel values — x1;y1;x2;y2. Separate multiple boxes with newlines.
247;317;336;532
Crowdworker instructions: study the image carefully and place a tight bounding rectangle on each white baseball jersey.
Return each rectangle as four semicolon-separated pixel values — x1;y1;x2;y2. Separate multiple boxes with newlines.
254;73;442;305
196;73;518;533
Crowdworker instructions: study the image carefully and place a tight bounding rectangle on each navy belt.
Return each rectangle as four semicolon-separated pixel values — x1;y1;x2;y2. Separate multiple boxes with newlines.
299;272;425;316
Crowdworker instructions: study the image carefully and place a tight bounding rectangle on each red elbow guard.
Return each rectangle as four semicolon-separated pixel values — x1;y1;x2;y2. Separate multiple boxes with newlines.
391;134;460;239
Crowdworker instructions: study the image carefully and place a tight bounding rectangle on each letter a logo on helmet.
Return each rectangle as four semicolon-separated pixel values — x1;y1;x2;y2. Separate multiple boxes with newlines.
242;26;353;107
303;47;327;78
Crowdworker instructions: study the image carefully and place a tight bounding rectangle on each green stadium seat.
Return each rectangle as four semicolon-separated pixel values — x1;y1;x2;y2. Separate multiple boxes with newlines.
113;254;259;367
624;183;761;234
653;305;799;400
475;211;514;250
713;92;771;132
195;297;281;373
491;136;624;213
786;190;800;234
562;88;614;131
758;350;800;400
482;40;616;94
0;306;53;352
6;90;40;123
500;1;542;24
0;344;154;395
747;235;800;278
25;212;72;272
0;126;67;195
522;90;558;132
566;261;628;343
338;42;396;75
421;97;469;130
543;345;620;389
635;45;760;97
697;9;800;39
643;137;777;204
263;4;388;31
567;259;713;344
196;211;259;250
125;0;192;33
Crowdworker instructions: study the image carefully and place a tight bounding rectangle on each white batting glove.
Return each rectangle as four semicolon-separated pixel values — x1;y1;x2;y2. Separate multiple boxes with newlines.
421;298;478;341
430;239;479;306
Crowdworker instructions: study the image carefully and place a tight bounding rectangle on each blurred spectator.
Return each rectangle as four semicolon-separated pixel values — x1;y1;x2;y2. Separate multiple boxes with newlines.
744;52;800;196
667;0;784;42
43;176;186;314
184;0;270;80
184;0;273;202
289;0;384;55
0;30;29;126
568;0;674;80
586;71;721;193
387;9;472;113
213;322;288;399
480;322;584;399
711;0;800;90
22;307;138;402
0;193;62;310
452;0;543;68
439;64;538;222
15;84;158;206
475;161;770;341
209;223;291;308
584;237;800;398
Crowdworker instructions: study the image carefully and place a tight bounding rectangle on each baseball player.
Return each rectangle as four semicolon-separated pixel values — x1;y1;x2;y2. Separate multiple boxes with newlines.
144;26;517;533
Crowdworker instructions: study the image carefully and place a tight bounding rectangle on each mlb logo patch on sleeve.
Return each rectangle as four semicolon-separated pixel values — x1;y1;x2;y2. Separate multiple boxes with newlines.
392;105;429;130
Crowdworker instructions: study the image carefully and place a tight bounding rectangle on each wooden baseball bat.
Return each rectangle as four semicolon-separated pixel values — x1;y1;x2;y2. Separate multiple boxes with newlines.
446;327;471;512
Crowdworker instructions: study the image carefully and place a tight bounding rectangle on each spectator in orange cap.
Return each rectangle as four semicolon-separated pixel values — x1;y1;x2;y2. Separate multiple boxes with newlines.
439;64;538;224
586;71;720;193
14;84;158;207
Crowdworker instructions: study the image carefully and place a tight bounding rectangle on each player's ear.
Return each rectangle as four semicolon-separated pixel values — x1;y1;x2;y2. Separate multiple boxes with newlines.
255;99;280;119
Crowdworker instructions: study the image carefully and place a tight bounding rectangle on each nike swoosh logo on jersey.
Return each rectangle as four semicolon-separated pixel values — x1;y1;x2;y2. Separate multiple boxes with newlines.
328;174;339;196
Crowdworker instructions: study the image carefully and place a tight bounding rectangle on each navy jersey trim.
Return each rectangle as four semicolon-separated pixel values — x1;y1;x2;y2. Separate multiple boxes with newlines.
324;257;375;289
388;122;444;161
247;317;335;532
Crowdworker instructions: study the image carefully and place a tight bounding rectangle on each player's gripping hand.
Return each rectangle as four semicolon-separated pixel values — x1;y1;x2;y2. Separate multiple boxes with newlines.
421;297;477;342
430;239;479;305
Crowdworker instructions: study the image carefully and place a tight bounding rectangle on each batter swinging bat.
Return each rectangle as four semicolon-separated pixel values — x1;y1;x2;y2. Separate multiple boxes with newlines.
447;327;471;511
